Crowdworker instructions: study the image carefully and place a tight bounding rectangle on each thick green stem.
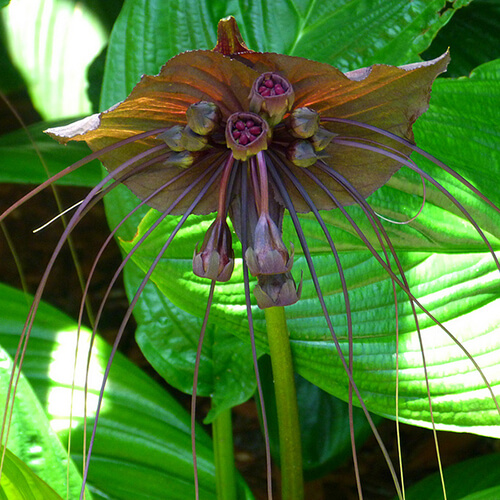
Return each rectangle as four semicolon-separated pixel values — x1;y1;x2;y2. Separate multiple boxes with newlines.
264;306;304;500
212;407;237;500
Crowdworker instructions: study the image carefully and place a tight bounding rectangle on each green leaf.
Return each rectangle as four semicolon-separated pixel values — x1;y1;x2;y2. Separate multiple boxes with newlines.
0;447;62;500
1;0;108;120
124;260;258;423
0;282;236;499
422;0;500;78
100;0;218;109
404;453;500;500
0;119;101;186
221;0;472;70
0;344;86;499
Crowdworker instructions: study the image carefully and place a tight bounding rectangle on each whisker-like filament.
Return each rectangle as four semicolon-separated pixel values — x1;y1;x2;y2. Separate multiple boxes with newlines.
332;137;500;271
79;159;226;498
323;117;500;214
265;153;404;499
239;164;274;499
266;151;363;495
0;129;169;224
0;143;169;479
191;279;216;500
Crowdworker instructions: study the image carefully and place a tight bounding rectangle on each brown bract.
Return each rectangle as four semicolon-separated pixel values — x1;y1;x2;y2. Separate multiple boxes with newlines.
46;18;449;215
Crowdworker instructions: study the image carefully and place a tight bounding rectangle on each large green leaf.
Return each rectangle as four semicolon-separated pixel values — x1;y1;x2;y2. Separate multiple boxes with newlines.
101;0;470;108
124;260;258;423
1;0;107;120
404;453;500;500
0;344;84;499
222;0;473;70
0;447;62;500
0;283;255;499
0;119;101;186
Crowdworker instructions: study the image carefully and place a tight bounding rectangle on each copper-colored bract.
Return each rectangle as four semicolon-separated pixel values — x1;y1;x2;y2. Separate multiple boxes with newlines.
45;22;449;214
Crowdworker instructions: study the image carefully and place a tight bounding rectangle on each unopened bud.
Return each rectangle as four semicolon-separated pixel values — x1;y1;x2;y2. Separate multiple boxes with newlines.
193;219;234;282
157;125;184;151
164;151;195;169
310;127;337;151
287;140;318;168
186;101;221;135
249;72;294;126
288;107;320;139
245;213;293;276
180;126;208;151
253;272;302;309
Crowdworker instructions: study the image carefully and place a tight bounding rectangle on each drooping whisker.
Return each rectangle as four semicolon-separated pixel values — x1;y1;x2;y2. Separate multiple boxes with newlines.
304;159;437;493
69;155;191;464
323;117;500;214
0;143;169;478
264;154;403;500
79;159;226;499
239;164;273;500
75;153;189;333
265;150;364;495
191;280;216;500
327;134;427;225
0;129;169;223
333;138;500;272
315;161;500;419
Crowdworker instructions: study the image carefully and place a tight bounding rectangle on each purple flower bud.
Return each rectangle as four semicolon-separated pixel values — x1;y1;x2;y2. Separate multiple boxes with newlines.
245;213;293;276
253;272;302;309
193;219;234;282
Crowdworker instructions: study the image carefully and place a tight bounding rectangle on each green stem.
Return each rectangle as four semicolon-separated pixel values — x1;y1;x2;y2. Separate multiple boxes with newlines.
265;306;304;500
212;407;237;500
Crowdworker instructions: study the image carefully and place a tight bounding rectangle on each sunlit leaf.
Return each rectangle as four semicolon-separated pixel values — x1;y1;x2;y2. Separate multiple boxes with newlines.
0;344;86;499
404;453;500;500
0;447;62;500
0;283;255;499
1;0;108;119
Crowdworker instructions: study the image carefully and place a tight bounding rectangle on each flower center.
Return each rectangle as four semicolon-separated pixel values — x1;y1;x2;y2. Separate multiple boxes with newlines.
231;118;263;145
257;74;287;97
225;112;270;161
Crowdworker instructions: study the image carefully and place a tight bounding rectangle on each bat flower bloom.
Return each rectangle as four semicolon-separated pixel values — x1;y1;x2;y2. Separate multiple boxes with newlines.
44;17;451;310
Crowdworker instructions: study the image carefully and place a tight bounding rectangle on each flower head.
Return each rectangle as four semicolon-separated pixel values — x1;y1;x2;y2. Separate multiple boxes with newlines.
45;17;449;309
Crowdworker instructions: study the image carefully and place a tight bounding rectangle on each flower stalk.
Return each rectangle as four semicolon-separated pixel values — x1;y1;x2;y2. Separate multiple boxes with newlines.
212;408;238;500
264;306;304;500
